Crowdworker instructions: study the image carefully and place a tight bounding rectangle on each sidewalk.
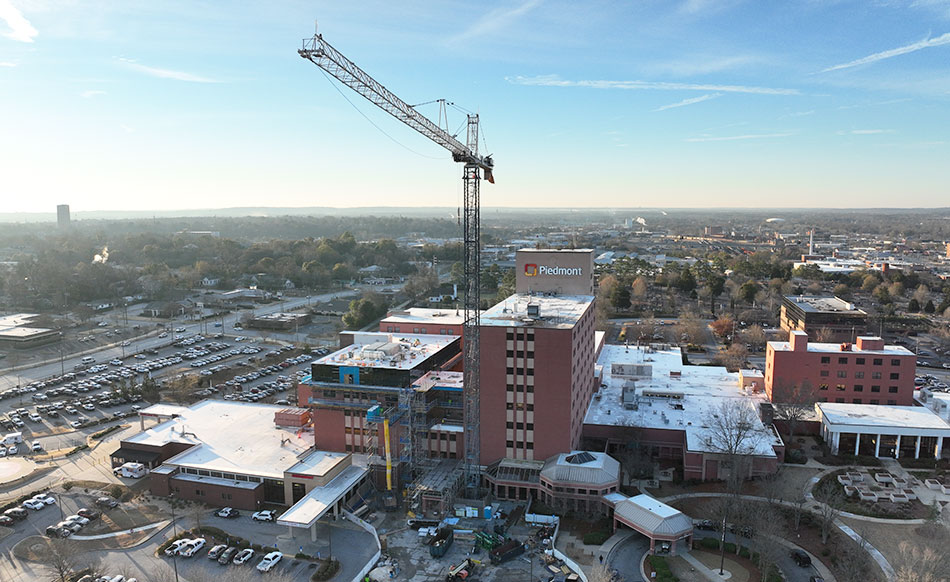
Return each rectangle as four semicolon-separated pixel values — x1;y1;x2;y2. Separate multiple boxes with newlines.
680;551;731;581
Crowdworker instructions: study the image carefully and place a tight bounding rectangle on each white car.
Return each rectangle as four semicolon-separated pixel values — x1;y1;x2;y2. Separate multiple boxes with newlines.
31;442;42;452
23;499;45;510
179;537;206;557
65;514;90;526
32;493;56;505
164;539;192;556
233;548;254;565
256;551;283;572
251;510;275;522
7;445;17;455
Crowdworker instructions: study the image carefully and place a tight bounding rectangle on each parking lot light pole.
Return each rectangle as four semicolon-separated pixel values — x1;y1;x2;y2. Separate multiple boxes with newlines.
170;492;180;582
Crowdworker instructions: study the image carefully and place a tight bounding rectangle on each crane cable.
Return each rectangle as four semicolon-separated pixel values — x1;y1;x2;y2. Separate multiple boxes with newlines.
317;68;444;161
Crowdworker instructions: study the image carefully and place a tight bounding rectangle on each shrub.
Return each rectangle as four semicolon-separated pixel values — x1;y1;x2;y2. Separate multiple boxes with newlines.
311;559;340;581
296;552;317;561
699;537;720;550
109;484;123;500
91;425;122;440
582;531;610;545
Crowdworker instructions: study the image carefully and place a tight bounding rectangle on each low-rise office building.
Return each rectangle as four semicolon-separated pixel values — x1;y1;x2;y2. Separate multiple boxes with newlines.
780;295;867;342
816;402;950;459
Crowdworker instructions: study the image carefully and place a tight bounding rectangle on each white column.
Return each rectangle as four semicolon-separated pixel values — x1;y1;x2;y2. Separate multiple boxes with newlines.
915;436;921;459
937;438;944;460
854;433;861;456
875;434;882;457
832;432;841;455
311;522;317;542
896;435;901;459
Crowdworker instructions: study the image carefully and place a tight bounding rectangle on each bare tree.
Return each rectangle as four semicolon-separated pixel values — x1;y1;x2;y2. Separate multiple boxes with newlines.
45;539;97;582
894;540;950;582
813;481;843;544
746;503;786;582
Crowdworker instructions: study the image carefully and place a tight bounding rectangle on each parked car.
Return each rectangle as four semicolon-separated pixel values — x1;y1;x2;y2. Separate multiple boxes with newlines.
45;525;71;538
256;551;283;572
31;441;42;452
791;549;812;567
164;539;192;556
23;499;45;510
95;496;119;508
214;507;240;519
0;515;14;526
32;493;56;505
3;508;28;521
65;514;90;526
251;510;275;522
696;519;717;531
233;548;255;565
179;538;207;557
217;546;238;564
77;508;101;520
207;544;228;560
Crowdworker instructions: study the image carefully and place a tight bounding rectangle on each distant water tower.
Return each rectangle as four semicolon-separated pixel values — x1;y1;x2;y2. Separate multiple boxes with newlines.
57;204;71;228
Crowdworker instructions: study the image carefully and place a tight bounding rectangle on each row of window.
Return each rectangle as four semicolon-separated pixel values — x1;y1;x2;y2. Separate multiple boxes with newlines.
507;329;535;341
540;481;617;496
819;384;899;393
505;421;535;430
506;384;534;393
819;356;902;366
506;440;534;449
820;397;897;405
820;370;899;380
179;467;261;483
505;403;535;411
506;349;536;358
384;326;455;335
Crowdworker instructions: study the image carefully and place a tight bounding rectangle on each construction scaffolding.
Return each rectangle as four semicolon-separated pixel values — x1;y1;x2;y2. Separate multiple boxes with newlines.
406;458;464;517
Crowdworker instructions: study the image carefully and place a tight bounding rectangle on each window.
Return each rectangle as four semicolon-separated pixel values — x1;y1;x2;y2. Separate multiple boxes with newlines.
856;358;866;365
871;385;881;393
838;357;848;364
854;384;864;392
506;422;513;429
887;399;897;405
853;398;862;404
506;403;513;410
837;370;847;378
891;359;901;366
820;370;830;377
854;371;864;379
873;358;883;366
819;384;829;391
506;440;514;448
836;398;845;403
872;372;882;380
836;384;846;391
890;372;900;380
820;356;831;364
888;386;898;393
870;399;879;405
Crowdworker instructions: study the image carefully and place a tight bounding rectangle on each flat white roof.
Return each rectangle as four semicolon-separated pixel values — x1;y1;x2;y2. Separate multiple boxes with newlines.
769;340;913;356
585;344;778;457
315;332;457;370
630;494;679;518
287;450;350;478
128;400;312;479
276;465;367;528
817;403;950;431
413;370;464;392
381;308;467;327
481;293;594;329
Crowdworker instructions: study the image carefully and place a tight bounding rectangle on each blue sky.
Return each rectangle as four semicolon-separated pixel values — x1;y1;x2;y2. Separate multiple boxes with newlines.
1;0;949;213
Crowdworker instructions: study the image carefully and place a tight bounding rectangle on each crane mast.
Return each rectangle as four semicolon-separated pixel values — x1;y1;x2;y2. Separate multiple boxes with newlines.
299;33;489;495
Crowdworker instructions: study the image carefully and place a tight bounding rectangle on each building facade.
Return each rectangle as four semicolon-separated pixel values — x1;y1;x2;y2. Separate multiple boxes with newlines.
765;332;917;406
780;295;867;342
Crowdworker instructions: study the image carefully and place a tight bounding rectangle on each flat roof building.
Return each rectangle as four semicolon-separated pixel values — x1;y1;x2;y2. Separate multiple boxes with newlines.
765;332;917;406
816;402;950;460
116;401;370;540
780;295;867;342
584;344;783;482
379;308;467;336
0;313;59;349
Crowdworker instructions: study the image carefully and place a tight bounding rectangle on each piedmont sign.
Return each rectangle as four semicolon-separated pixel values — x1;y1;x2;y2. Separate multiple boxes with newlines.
524;263;583;277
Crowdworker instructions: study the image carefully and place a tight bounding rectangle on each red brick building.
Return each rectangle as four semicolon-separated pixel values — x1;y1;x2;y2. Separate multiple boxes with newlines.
479;293;597;464
765;331;917;406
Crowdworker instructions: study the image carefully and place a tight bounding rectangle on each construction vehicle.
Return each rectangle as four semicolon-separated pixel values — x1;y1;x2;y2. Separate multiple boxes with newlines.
299;30;494;494
445;558;474;581
428;526;455;558
489;539;525;565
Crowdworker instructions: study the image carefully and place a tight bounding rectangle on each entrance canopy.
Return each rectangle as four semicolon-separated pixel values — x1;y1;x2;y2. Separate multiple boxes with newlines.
613;494;693;554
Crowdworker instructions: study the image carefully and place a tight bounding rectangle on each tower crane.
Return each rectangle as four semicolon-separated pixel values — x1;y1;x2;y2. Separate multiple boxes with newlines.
299;32;492;495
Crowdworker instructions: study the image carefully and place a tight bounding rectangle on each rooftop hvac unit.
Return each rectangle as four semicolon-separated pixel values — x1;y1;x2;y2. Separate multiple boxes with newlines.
526;303;540;317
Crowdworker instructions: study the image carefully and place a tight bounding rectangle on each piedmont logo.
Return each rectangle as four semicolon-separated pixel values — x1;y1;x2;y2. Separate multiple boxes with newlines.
524;263;582;277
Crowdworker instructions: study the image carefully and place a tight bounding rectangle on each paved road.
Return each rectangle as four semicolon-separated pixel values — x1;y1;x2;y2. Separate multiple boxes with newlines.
608;533;649;581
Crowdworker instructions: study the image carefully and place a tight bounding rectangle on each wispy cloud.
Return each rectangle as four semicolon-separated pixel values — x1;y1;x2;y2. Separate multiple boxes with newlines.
648;55;762;76
0;0;37;43
686;132;795;142
836;129;894;135
117;57;218;83
450;0;542;43
821;32;950;73
507;74;799;95
81;90;106;99
0;61;16;67
654;93;721;112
